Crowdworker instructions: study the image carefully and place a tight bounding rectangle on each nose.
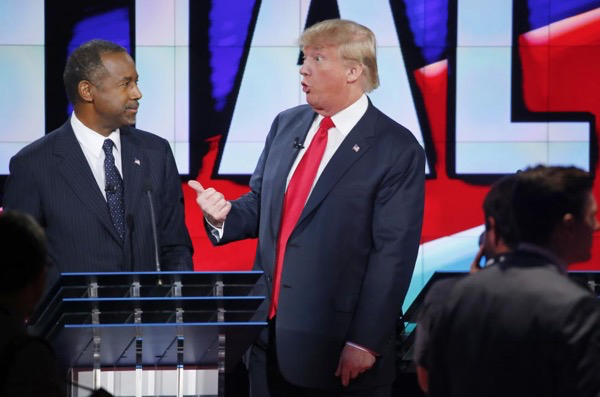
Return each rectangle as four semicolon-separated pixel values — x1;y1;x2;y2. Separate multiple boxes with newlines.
131;82;142;100
300;62;309;76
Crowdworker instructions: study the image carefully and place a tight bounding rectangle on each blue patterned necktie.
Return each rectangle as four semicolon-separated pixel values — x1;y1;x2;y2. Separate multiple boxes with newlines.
102;139;124;239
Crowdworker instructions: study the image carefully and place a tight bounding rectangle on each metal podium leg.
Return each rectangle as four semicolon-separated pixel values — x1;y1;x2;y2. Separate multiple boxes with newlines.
218;334;226;397
174;281;185;397
132;281;143;397
177;366;184;397
92;334;101;390
135;337;143;397
216;276;225;397
89;282;102;392
177;336;184;397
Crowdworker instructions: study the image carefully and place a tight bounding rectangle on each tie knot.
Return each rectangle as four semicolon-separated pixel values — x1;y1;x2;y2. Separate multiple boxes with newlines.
319;116;334;132
102;139;114;155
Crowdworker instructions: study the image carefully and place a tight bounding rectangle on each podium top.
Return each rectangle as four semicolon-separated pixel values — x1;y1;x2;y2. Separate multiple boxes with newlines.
55;270;264;285
31;270;266;329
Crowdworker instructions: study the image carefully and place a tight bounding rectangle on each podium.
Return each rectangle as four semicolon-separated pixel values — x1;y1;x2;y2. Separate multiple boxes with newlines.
29;271;267;397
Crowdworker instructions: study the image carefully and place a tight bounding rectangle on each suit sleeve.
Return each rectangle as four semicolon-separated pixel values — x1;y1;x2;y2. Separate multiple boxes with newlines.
3;153;45;225
554;295;600;396
211;114;281;245
413;279;458;368
158;140;194;270
347;140;425;353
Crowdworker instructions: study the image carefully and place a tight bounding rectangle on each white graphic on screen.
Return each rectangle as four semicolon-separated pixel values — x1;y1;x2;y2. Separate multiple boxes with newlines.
454;0;590;174
217;0;430;175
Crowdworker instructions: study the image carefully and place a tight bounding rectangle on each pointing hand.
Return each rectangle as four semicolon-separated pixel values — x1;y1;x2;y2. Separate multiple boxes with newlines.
188;180;232;227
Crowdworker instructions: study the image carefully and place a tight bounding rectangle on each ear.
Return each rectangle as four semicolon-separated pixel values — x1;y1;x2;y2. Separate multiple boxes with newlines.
562;213;575;233
486;216;500;245
78;80;94;103
346;63;364;84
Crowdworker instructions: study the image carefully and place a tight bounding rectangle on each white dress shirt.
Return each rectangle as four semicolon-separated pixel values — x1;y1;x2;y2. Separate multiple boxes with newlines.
70;112;123;200
286;94;369;197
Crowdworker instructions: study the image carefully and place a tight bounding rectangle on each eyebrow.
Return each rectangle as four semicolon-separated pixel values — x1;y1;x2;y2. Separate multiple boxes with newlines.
117;75;138;83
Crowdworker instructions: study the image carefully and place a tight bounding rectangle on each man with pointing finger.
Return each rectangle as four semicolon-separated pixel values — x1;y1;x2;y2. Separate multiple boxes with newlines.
189;19;424;396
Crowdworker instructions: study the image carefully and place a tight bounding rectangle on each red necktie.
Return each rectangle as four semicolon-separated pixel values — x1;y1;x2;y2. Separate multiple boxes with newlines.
269;116;335;318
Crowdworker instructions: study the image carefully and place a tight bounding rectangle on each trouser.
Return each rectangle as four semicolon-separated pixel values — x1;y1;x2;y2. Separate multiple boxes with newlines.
248;319;392;397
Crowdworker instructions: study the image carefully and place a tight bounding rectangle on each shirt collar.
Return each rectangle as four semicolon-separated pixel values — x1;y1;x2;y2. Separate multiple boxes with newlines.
316;94;369;138
516;242;569;273
70;112;122;158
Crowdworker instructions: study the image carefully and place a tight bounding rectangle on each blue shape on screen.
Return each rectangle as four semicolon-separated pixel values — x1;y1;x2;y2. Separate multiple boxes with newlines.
68;8;131;55
528;0;600;30
404;0;448;64
66;7;131;115
209;0;256;111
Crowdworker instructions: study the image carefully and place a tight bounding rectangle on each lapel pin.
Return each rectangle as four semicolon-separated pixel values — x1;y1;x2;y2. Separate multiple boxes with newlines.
352;144;360;152
134;158;141;165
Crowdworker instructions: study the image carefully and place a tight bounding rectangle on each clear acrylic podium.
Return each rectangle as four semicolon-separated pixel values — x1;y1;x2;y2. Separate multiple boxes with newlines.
29;271;267;397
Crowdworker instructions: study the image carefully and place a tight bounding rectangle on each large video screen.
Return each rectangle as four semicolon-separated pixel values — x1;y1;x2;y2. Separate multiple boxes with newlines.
1;0;599;309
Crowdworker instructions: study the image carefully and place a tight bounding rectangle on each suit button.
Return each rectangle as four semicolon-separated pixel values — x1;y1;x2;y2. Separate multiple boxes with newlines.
267;275;272;282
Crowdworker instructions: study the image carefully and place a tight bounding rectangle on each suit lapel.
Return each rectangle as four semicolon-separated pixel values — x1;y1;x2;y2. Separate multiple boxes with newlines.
54;123;123;244
296;103;377;227
120;127;144;218
269;111;316;238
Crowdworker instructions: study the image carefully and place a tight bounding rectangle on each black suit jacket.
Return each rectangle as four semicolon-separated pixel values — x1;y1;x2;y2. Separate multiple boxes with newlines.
0;304;62;396
428;250;600;397
3;121;193;286
210;100;425;390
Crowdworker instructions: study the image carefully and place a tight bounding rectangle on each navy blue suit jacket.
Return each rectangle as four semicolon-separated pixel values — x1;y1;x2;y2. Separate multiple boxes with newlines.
212;100;425;390
3;121;193;287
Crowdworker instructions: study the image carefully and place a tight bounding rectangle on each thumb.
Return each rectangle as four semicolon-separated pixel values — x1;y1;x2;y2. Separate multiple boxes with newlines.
335;363;341;377
335;357;342;377
187;180;205;194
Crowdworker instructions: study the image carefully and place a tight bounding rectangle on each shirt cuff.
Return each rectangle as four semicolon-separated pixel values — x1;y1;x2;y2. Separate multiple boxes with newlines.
205;218;224;241
345;342;378;357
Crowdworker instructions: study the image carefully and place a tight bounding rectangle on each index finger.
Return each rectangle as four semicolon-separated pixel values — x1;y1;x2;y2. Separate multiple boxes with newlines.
341;366;351;387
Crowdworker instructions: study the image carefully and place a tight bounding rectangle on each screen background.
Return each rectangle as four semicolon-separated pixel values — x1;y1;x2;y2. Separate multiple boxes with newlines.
1;0;599;310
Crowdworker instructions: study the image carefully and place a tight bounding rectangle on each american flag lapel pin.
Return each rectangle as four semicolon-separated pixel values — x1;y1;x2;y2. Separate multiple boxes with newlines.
352;144;360;152
134;158;141;165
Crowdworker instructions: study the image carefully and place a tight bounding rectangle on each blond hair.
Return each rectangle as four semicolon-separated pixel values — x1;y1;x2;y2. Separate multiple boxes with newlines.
299;19;380;92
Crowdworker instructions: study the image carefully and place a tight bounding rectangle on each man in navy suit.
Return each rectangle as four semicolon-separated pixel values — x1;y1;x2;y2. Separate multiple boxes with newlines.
189;19;425;396
3;40;193;288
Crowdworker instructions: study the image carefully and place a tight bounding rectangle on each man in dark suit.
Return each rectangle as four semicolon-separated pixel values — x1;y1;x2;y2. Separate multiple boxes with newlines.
413;173;518;394
189;19;425;396
0;211;62;396
3;40;193;288
428;166;600;397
